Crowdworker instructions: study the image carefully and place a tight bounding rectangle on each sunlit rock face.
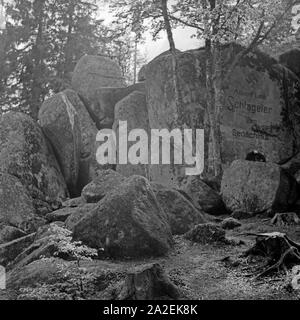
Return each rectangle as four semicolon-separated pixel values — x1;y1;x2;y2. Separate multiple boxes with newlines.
145;43;300;187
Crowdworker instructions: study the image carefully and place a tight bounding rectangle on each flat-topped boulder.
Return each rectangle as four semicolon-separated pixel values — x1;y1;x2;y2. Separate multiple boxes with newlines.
0;112;67;205
145;43;300;186
220;44;300;168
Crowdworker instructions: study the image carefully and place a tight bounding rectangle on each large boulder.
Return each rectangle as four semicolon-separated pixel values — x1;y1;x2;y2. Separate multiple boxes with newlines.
145;44;300;187
137;49;181;83
152;185;207;235
220;44;300;168
81;169;125;203
87;82;145;129
221;160;298;214
0;112;67;205
179;177;226;215
113;91;150;178
71;55;125;112
73;176;173;258
39;90;82;196
56;90;98;188
0;173;38;233
146;49;206;187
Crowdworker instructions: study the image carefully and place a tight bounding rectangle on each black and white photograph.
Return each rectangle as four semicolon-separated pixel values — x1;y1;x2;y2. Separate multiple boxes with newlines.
0;0;300;310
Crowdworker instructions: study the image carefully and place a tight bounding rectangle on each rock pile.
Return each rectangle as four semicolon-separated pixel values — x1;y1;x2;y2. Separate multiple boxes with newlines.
2;45;300;299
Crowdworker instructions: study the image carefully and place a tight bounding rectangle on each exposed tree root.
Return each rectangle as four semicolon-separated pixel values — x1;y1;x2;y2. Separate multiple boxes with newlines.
243;232;300;278
271;213;300;227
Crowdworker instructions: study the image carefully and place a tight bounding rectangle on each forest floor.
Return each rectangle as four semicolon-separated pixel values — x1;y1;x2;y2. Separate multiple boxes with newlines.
85;215;300;300
1;216;300;300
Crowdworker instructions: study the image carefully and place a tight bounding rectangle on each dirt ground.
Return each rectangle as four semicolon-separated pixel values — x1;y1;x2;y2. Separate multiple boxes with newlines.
1;216;300;300
166;216;300;300
91;215;300;300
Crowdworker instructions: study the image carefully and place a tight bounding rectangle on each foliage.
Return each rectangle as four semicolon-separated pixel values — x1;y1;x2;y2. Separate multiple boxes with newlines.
111;0;299;48
0;0;145;118
17;224;99;300
46;224;98;264
17;283;72;300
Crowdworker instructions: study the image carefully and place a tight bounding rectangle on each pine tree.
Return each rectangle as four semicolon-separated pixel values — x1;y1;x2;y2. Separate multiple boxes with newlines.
0;0;108;119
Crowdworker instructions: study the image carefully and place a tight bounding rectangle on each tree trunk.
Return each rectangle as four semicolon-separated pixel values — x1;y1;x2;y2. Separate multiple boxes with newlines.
244;232;300;278
133;36;138;84
31;0;45;120
115;264;180;300
64;0;75;80
211;41;223;178
203;0;223;178
161;0;182;127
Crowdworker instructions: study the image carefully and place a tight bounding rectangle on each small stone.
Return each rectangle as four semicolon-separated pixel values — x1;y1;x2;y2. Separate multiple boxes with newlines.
184;223;227;244
221;218;242;230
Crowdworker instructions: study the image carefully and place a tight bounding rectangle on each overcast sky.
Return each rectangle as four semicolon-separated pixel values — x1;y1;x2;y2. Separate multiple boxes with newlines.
140;28;202;61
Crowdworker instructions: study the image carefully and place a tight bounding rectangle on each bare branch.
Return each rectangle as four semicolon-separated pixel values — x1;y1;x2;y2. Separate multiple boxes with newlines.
169;15;205;31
